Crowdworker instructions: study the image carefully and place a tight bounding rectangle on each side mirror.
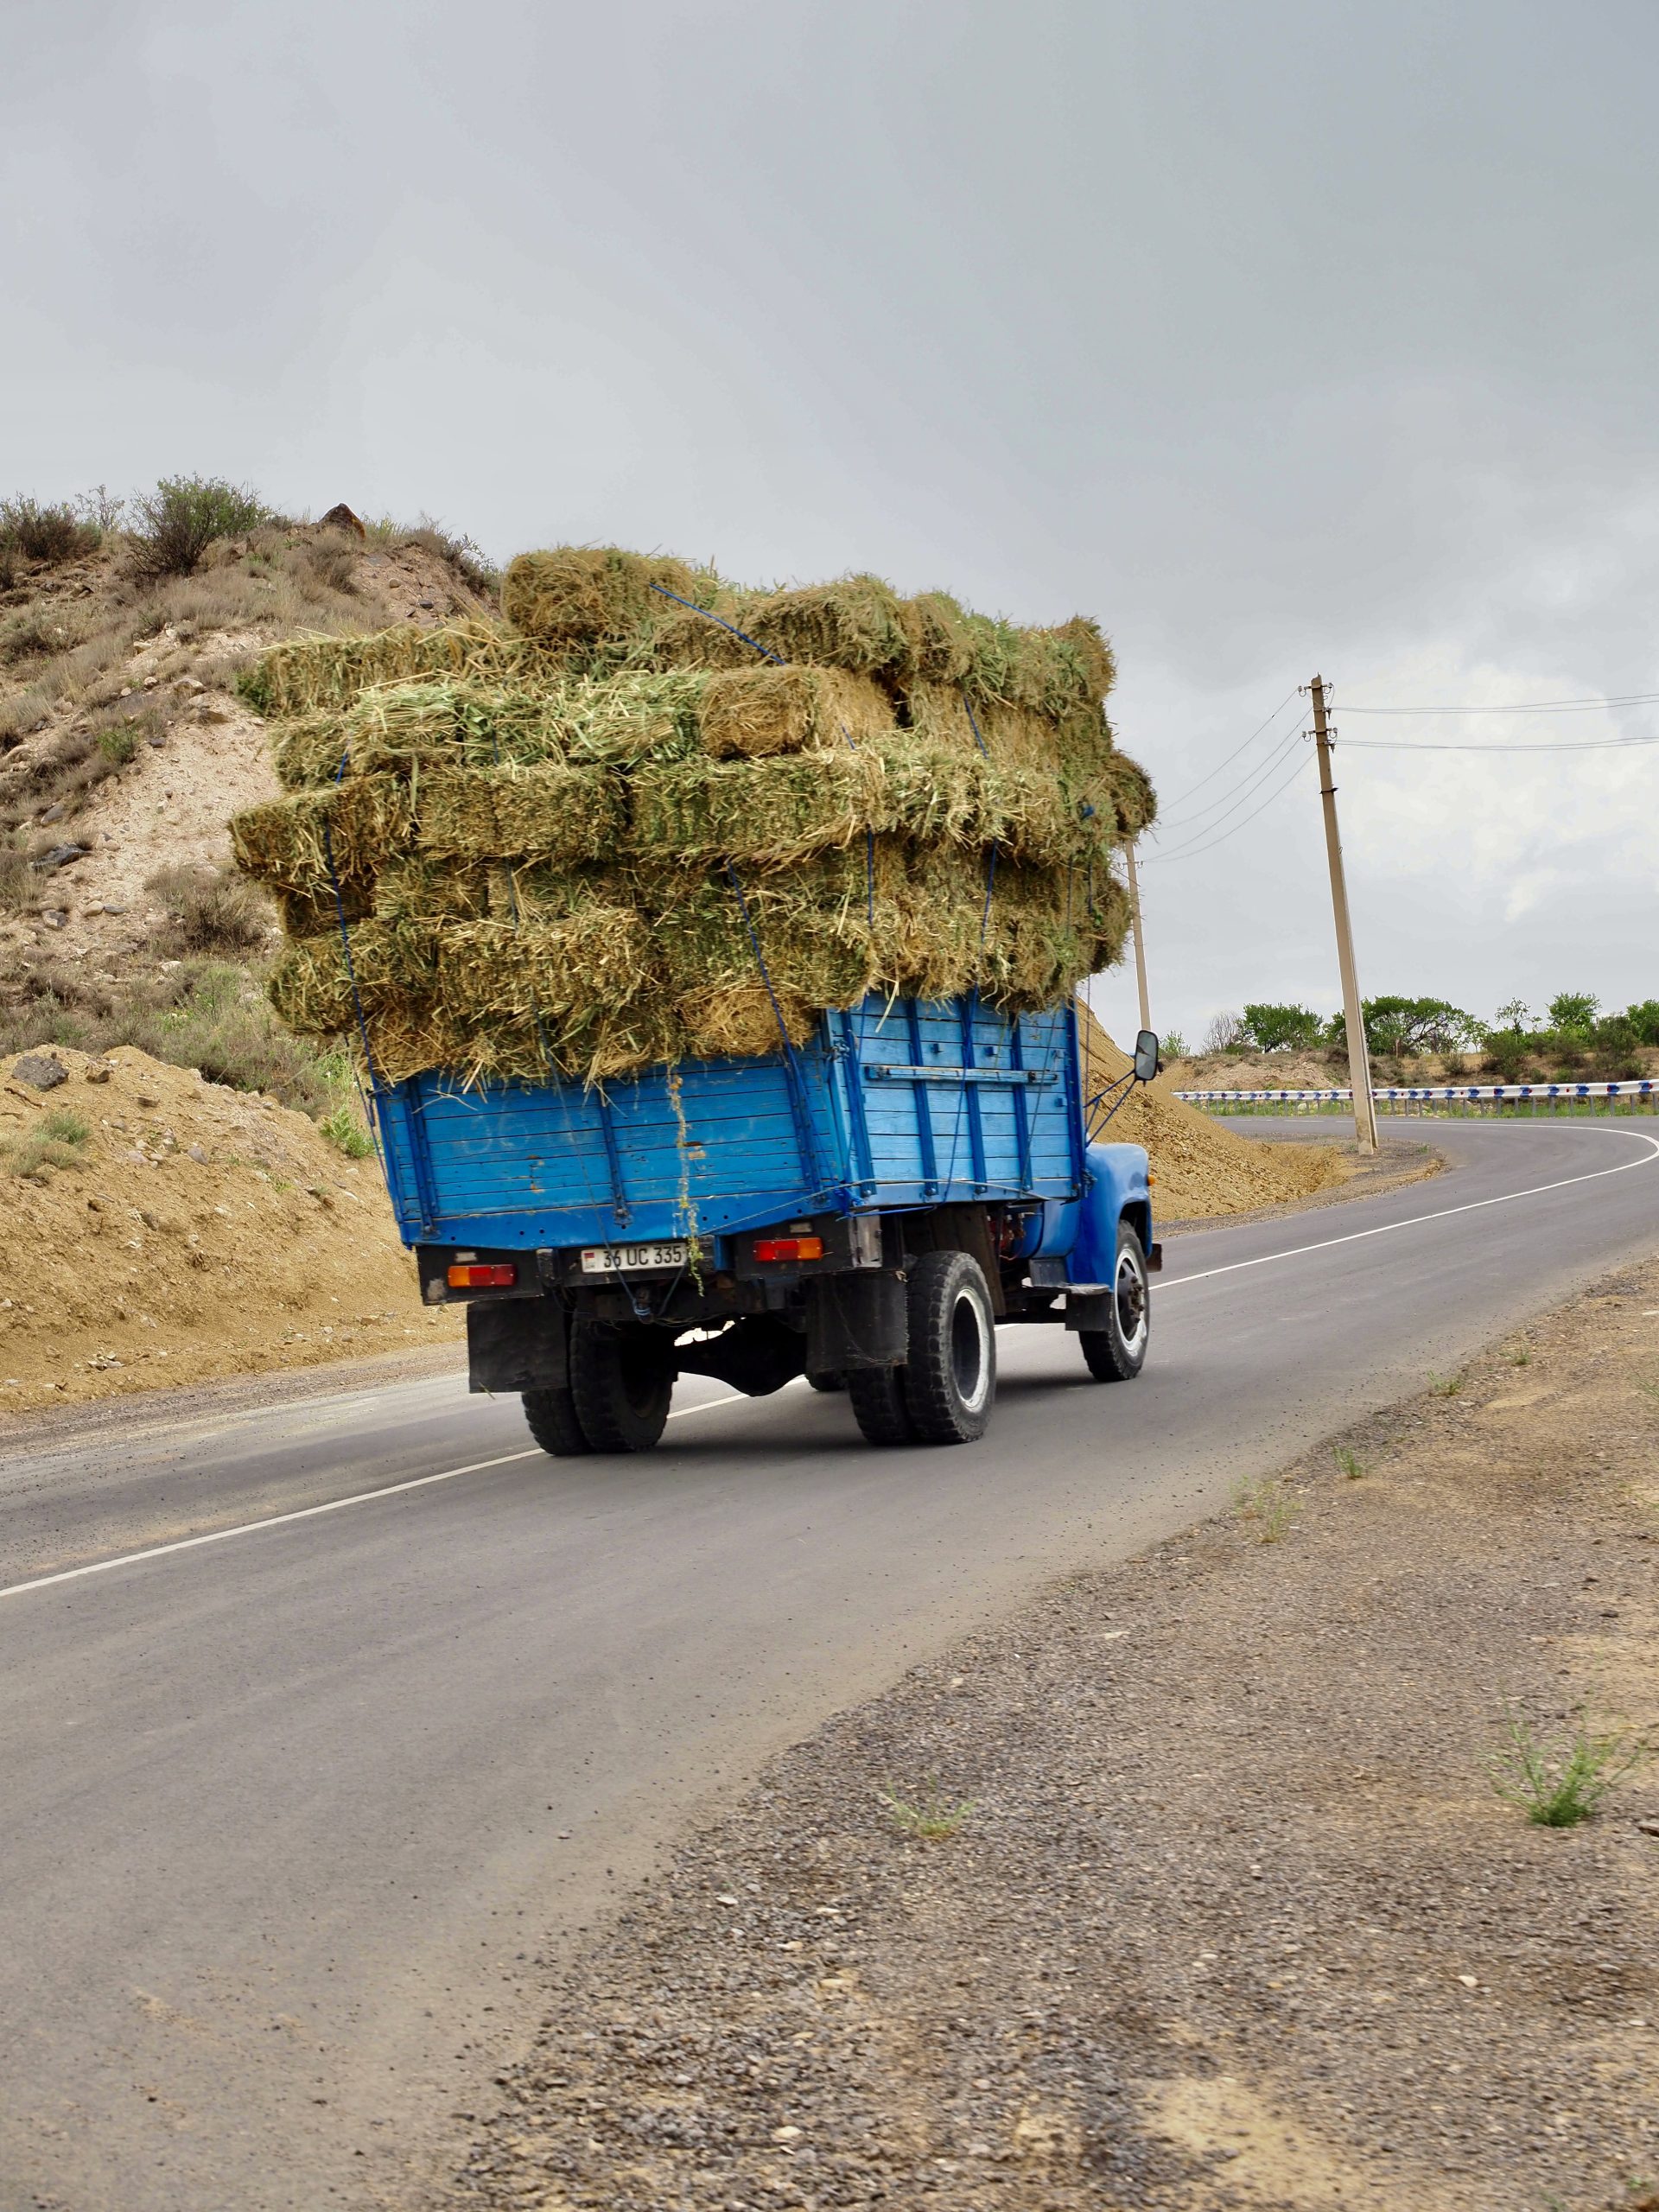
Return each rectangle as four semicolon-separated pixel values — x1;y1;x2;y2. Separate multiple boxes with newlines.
1133;1029;1160;1084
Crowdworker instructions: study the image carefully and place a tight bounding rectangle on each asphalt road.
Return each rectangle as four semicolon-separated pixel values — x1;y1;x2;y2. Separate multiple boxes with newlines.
3;1117;1657;2211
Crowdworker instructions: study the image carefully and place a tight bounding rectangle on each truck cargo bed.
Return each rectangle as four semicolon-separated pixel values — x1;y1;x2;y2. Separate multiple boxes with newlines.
374;995;1086;1250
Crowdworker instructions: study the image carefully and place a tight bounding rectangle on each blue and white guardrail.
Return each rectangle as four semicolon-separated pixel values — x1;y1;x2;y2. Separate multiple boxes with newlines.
1174;1081;1656;1103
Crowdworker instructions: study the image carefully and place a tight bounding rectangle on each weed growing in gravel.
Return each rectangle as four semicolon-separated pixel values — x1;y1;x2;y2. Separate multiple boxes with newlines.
1332;1446;1365;1480
1428;1370;1464;1397
1631;1365;1659;1405
7;1106;92;1179
1235;1474;1302;1541
1507;1348;1532;1367
319;1104;374;1159
877;1777;976;1841
1484;1711;1646;1827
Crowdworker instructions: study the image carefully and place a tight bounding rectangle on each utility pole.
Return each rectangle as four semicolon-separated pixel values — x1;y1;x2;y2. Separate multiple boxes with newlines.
1308;675;1378;1154
1124;839;1152;1037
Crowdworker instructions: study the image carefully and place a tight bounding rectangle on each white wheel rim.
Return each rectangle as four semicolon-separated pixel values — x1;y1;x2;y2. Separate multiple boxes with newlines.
950;1287;993;1414
1115;1248;1148;1354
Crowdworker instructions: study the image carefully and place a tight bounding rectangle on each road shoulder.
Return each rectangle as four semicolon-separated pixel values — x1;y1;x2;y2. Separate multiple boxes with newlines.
442;1249;1659;2212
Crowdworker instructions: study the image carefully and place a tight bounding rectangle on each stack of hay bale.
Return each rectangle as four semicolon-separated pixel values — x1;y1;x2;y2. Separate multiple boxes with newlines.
231;549;1155;1087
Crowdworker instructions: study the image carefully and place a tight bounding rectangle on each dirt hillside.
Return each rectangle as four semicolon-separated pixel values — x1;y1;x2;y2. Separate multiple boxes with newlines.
1081;1010;1345;1220
0;519;487;978
0;1044;458;1416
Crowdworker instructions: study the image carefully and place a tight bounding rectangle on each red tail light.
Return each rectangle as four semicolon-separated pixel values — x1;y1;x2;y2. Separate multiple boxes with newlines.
753;1236;823;1264
448;1262;518;1288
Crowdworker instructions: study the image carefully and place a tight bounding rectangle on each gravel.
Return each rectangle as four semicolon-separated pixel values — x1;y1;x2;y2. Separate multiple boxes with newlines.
441;1253;1659;2212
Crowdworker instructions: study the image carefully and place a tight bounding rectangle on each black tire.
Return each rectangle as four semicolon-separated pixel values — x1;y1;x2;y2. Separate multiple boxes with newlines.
806;1368;846;1394
1078;1221;1151;1382
902;1249;996;1445
568;1313;673;1452
522;1387;591;1457
847;1363;917;1446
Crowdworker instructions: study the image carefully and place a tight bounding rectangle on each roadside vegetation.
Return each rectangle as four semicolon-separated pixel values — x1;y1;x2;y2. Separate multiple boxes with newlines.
1193;989;1659;1084
1485;1711;1646;1827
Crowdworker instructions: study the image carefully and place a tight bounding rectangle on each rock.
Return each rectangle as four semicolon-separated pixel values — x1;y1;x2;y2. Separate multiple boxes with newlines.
143;673;159;689
38;803;66;824
187;1145;208;1164
319;503;367;537
145;734;166;747
41;911;67;929
84;1062;113;1084
33;844;87;872
1637;1817;1659;1838
13;1054;68;1091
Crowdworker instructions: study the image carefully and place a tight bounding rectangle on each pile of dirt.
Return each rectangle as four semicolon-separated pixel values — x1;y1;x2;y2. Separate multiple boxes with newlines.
232;549;1155;1084
0;1044;457;1416
1082;1011;1345;1220
1169;1046;1348;1091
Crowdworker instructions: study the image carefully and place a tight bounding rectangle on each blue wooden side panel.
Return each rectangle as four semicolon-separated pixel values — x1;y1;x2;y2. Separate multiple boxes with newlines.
373;994;1085;1249
834;998;1082;1204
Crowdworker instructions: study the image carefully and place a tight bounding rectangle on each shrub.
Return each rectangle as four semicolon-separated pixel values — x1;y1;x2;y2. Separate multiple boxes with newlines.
145;862;271;956
1587;1013;1643;1080
319;1104;374;1158
398;518;498;596
6;1103;92;1179
1484;1712;1644;1827
0;846;36;913
1482;1029;1533;1082
1200;1010;1246;1055
876;1777;976;1840
127;475;277;579
0;495;99;565
1624;999;1659;1047
1546;990;1599;1037
1160;1028;1188;1059
1242;1001;1325;1054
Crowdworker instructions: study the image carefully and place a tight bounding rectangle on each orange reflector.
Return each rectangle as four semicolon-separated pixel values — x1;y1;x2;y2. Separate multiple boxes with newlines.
753;1236;823;1264
448;1262;517;1288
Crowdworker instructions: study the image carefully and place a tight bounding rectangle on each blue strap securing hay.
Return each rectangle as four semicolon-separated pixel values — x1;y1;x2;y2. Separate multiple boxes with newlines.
961;690;990;759
649;582;785;666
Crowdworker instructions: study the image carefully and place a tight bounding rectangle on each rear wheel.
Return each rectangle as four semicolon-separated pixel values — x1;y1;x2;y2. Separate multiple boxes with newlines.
569;1314;673;1452
522;1386;591;1457
847;1363;917;1446
902;1250;996;1445
1078;1222;1150;1382
806;1368;846;1393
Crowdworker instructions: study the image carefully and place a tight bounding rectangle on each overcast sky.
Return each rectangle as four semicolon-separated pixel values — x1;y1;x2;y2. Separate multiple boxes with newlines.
6;0;1656;1046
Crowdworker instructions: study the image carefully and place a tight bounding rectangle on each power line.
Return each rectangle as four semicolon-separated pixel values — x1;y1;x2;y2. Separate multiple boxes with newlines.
1141;749;1314;863
1340;690;1659;715
1339;733;1659;753
1151;721;1306;835
1151;687;1302;813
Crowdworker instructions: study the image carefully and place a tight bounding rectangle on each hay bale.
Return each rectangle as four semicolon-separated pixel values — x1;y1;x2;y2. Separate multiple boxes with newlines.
231;777;411;896
501;548;701;648
697;666;891;760
742;574;914;678
628;752;892;866
410;763;622;865
242;620;538;722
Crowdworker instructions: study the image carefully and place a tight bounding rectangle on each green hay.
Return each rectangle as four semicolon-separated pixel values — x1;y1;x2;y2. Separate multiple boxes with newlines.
411;763;623;865
242;620;548;721
231;777;411;896
242;556;1150;1086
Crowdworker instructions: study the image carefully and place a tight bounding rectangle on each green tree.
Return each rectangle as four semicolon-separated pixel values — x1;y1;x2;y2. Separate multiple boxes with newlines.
1241;1002;1325;1053
1621;998;1659;1046
1546;990;1600;1037
1330;996;1480;1057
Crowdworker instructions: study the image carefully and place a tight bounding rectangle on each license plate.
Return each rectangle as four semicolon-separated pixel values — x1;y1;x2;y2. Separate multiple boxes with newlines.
579;1241;690;1274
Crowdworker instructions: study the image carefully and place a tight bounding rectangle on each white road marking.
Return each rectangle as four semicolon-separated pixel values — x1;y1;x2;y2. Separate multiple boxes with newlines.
7;1128;1654;1603
1160;1126;1659;1290
0;1393;742;1604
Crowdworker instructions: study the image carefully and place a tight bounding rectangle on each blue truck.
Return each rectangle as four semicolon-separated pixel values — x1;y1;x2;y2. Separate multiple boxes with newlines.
373;995;1160;1452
